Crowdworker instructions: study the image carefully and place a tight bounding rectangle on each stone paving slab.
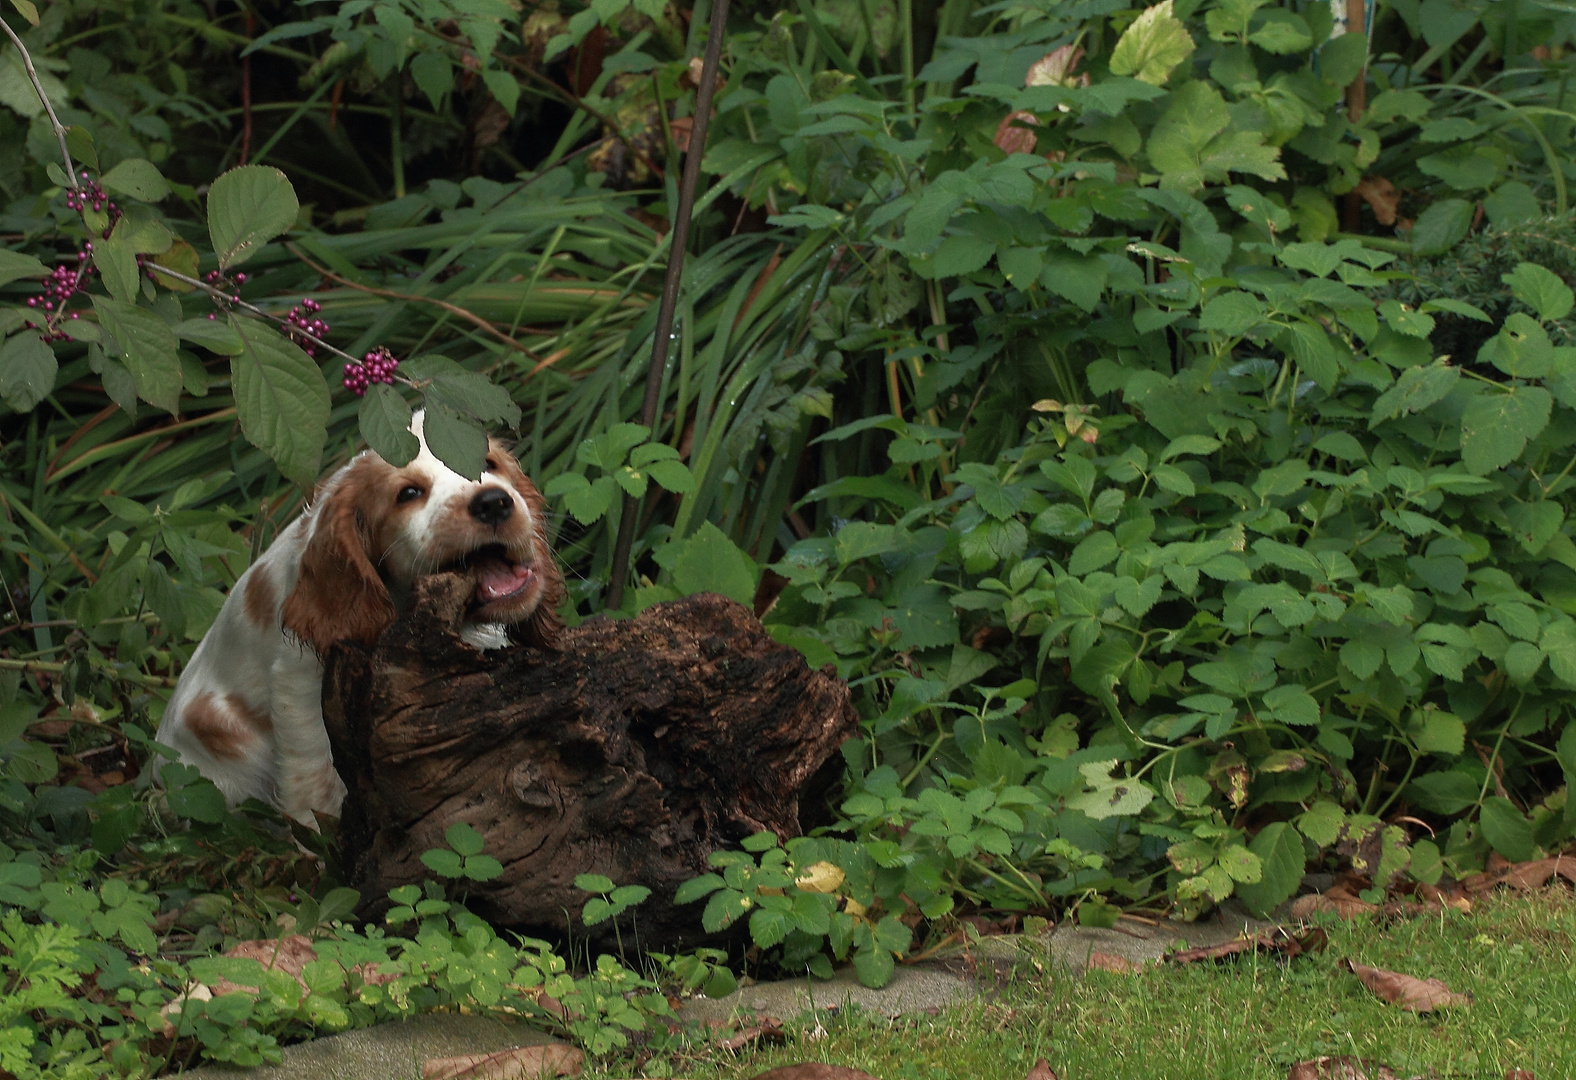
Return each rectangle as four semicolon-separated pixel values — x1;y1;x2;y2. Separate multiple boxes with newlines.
679;962;979;1025
181;1012;553;1080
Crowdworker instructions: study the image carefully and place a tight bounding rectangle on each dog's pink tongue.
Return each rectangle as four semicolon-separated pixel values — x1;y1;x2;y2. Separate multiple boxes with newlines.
474;557;532;602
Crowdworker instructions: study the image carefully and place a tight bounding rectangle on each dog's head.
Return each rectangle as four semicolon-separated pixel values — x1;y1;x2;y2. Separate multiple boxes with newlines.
280;412;564;654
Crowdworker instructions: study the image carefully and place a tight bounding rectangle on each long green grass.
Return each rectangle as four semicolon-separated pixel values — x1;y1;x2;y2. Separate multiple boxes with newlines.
603;888;1575;1080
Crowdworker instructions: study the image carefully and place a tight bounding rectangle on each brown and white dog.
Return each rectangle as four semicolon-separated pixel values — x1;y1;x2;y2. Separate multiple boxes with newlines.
156;411;563;825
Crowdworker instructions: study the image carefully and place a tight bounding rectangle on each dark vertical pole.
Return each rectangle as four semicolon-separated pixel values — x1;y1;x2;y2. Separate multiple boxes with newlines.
605;0;731;611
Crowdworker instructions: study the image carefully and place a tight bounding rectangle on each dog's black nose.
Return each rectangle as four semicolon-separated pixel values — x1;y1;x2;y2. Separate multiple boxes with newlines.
469;487;514;526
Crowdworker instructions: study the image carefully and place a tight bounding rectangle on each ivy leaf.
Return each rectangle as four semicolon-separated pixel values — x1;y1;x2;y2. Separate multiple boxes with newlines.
207;165;300;269
1460;387;1551;474
1109;0;1196;85
229;314;330;487
0;331;57;411
94;297;182;415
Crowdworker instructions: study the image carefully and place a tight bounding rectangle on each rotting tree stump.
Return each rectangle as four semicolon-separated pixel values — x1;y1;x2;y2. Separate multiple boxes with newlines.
321;575;857;951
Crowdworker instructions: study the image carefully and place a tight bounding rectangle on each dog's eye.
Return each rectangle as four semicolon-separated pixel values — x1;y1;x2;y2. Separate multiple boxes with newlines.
484;457;499;472
396;485;424;504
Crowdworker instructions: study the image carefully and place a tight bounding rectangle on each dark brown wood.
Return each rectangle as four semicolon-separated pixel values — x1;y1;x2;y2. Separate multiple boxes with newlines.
321;575;856;951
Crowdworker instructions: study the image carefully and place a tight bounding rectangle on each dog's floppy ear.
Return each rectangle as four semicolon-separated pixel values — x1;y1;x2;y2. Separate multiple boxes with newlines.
493;442;566;648
281;463;396;655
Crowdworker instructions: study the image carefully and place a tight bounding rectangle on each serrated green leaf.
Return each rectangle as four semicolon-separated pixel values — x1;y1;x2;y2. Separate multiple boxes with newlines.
1235;822;1303;916
1503;262;1574;322
1109;0;1196;85
0;331;56;411
229;314;329;486
207;165;299;269
94;297;182;415
100;158;170;202
1479;796;1536;862
359;384;419;466
421;400;488;481
96;225;141;303
674;873;725;904
1461;387;1551;474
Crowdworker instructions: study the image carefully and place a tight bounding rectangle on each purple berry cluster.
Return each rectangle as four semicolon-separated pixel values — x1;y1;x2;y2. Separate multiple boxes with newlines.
64;174;123;237
342;346;399;396
283;297;329;356
24;246;93;341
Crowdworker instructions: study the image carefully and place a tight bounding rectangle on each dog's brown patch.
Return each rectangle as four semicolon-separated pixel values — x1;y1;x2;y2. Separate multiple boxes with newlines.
184;692;252;761
225;693;274;736
243;567;277;629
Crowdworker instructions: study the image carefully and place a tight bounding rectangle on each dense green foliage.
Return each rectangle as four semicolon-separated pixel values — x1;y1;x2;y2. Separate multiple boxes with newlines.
2;0;1576;1073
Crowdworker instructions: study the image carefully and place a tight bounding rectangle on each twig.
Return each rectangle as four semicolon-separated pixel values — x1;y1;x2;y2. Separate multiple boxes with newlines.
146;263;364;367
606;0;731;609
285;242;547;362
0;16;77;189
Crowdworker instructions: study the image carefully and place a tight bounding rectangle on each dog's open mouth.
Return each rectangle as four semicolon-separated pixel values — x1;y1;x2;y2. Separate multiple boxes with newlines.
445;543;535;605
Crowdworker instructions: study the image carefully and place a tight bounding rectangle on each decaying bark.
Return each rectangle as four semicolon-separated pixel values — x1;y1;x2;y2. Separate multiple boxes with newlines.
321;575;856;951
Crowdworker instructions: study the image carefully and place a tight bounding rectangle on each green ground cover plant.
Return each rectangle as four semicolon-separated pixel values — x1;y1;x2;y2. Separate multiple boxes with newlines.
1;0;1575;1074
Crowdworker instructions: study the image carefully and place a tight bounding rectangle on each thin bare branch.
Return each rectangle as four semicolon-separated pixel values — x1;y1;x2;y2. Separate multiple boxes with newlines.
0;15;77;189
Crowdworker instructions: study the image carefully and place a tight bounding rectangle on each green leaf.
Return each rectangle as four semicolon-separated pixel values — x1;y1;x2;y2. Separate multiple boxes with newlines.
175;318;244;355
445;821;485;857
0;332;57;411
96;225;141;304
229;314;330;487
1146;80;1284;192
1479;796;1537;863
1503;262;1574;323
1235;822;1304;917
100;158;170;202
1218;844;1262;884
207;165;300;269
420;848;465;878
94;297;182;414
481;68;521;115
1369;361;1458;428
360;384;419;466
1040;254;1107;312
1460;387;1551;474
410;52;454;110
674;873;725;904
933;234;994;278
1408;770;1479;814
406;356;521;427
0;248;48;287
1413;710;1465;755
1410;198;1473;256
669;522;757;606
1542;619;1576;683
1160;434;1221;461
1478;314;1552;380
1109;0;1196;85
421;400;488;481
575;873;616;894
1199;291;1266;335
7;0;39;27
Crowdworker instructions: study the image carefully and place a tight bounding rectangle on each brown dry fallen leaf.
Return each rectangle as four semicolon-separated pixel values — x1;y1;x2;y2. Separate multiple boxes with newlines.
994;111;1039;156
1286;1057;1397;1080
1287;884;1378;921
422;1042;583;1080
1355;177;1400;225
1343;959;1472;1012
1504;1071;1535;1080
751;1067;883;1080
1168;928;1328;965
1086;950;1141;973
1025;1058;1060;1080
